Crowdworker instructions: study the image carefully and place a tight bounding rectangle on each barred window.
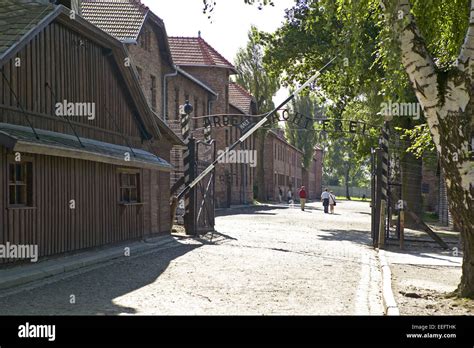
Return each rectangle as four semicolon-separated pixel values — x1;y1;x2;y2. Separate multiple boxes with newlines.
119;172;140;203
8;161;33;207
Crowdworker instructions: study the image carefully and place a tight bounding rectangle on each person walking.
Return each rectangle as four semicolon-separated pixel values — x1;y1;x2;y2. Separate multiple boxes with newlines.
287;189;293;204
329;190;337;214
278;187;283;203
298;186;307;211
321;189;330;214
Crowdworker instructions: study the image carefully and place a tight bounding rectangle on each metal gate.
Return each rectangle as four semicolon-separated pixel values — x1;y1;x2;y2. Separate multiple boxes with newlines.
193;139;216;235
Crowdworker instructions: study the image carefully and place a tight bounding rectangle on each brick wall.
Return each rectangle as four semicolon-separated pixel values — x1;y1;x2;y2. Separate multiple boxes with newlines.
180;66;237;208
165;73;214;188
262;131;303;201
127;22;165;116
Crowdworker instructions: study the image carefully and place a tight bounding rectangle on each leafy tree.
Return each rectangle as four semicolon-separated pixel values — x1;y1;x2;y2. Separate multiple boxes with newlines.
206;0;474;298
259;0;473;298
323;137;371;200
285;94;323;169
234;26;280;201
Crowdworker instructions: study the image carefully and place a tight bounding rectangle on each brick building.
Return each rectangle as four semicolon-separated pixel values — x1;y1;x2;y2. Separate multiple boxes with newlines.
262;129;302;201
261;129;323;202
228;82;257;205
168;36;255;207
303;146;324;200
82;0;217;190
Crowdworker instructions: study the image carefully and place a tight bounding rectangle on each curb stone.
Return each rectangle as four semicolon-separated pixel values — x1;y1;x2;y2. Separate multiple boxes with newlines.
0;235;177;291
378;249;400;315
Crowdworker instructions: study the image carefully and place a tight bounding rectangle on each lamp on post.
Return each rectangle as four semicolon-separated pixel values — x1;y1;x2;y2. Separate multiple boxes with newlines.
184;100;193;116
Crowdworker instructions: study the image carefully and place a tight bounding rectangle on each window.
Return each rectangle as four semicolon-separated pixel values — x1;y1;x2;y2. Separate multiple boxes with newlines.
140;29;151;51
150;75;157;111
8;161;33;207
119;172;140;203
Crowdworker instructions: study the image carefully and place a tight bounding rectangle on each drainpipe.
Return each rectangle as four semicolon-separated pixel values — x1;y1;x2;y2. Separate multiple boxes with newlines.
163;66;178;123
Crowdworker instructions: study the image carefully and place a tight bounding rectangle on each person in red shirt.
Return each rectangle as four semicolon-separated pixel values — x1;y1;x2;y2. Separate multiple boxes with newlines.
298;186;307;211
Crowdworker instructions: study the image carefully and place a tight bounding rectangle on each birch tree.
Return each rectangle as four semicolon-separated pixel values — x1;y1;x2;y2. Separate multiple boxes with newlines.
388;0;473;297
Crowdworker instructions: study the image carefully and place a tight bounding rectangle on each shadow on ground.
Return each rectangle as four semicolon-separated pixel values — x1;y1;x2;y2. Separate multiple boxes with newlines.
215;205;288;217
0;237;203;316
318;229;373;245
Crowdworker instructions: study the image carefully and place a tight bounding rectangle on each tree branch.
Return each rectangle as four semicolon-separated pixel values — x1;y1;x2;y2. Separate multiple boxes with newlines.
458;0;474;75
395;0;439;110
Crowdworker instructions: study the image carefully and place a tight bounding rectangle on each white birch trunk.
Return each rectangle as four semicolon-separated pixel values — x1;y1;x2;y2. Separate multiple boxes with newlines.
391;0;474;297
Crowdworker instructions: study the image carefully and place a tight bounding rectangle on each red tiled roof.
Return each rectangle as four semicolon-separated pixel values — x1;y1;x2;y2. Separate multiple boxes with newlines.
229;82;254;114
168;36;236;72
81;0;149;41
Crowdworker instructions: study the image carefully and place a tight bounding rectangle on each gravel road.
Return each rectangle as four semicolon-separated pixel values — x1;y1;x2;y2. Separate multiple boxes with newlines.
0;200;383;315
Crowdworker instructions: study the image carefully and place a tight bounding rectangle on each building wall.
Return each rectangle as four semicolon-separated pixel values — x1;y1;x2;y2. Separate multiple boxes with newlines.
0;20;173;265
180;66;238;208
0;147;169;265
302;151;323;200
262;131;323;202
165;73;214;188
127;22;165;116
0;21;151;148
228;105;255;205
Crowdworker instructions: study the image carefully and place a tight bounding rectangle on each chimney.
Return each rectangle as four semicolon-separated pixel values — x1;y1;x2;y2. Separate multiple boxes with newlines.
52;0;82;15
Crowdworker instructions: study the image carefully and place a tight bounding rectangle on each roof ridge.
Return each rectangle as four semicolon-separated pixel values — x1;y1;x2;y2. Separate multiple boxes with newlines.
198;36;235;69
168;35;235;70
197;37;215;66
129;0;149;14
230;82;253;99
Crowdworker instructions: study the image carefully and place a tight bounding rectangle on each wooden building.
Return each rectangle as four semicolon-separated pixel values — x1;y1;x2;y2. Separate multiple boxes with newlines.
0;0;181;264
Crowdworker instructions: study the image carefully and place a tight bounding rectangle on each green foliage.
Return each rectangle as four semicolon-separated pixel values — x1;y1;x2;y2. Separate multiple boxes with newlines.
234;26;280;113
258;0;471;165
396;124;436;159
323;137;371;189
285;94;324;169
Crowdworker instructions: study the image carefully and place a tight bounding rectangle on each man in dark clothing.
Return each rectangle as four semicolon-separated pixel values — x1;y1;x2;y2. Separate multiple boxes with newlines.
321;189;330;213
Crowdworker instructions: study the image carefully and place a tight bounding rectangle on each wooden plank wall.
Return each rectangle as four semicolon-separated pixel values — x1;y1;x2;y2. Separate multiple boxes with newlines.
0;21;142;147
0;146;170;265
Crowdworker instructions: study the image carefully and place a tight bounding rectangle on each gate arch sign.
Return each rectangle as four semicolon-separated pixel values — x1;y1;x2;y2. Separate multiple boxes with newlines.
202;109;379;136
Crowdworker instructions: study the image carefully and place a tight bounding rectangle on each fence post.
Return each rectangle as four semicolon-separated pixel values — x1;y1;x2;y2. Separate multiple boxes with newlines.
399;209;405;250
371;148;378;246
184;136;196;236
374;148;383;247
379;200;386;249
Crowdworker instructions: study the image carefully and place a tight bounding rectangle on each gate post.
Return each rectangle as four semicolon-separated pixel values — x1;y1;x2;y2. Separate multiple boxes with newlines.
375;148;383;246
371;148;378;247
184;136;197;236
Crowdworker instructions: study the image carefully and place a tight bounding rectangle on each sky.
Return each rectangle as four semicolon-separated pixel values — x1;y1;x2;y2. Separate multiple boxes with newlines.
144;0;295;65
142;0;296;102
